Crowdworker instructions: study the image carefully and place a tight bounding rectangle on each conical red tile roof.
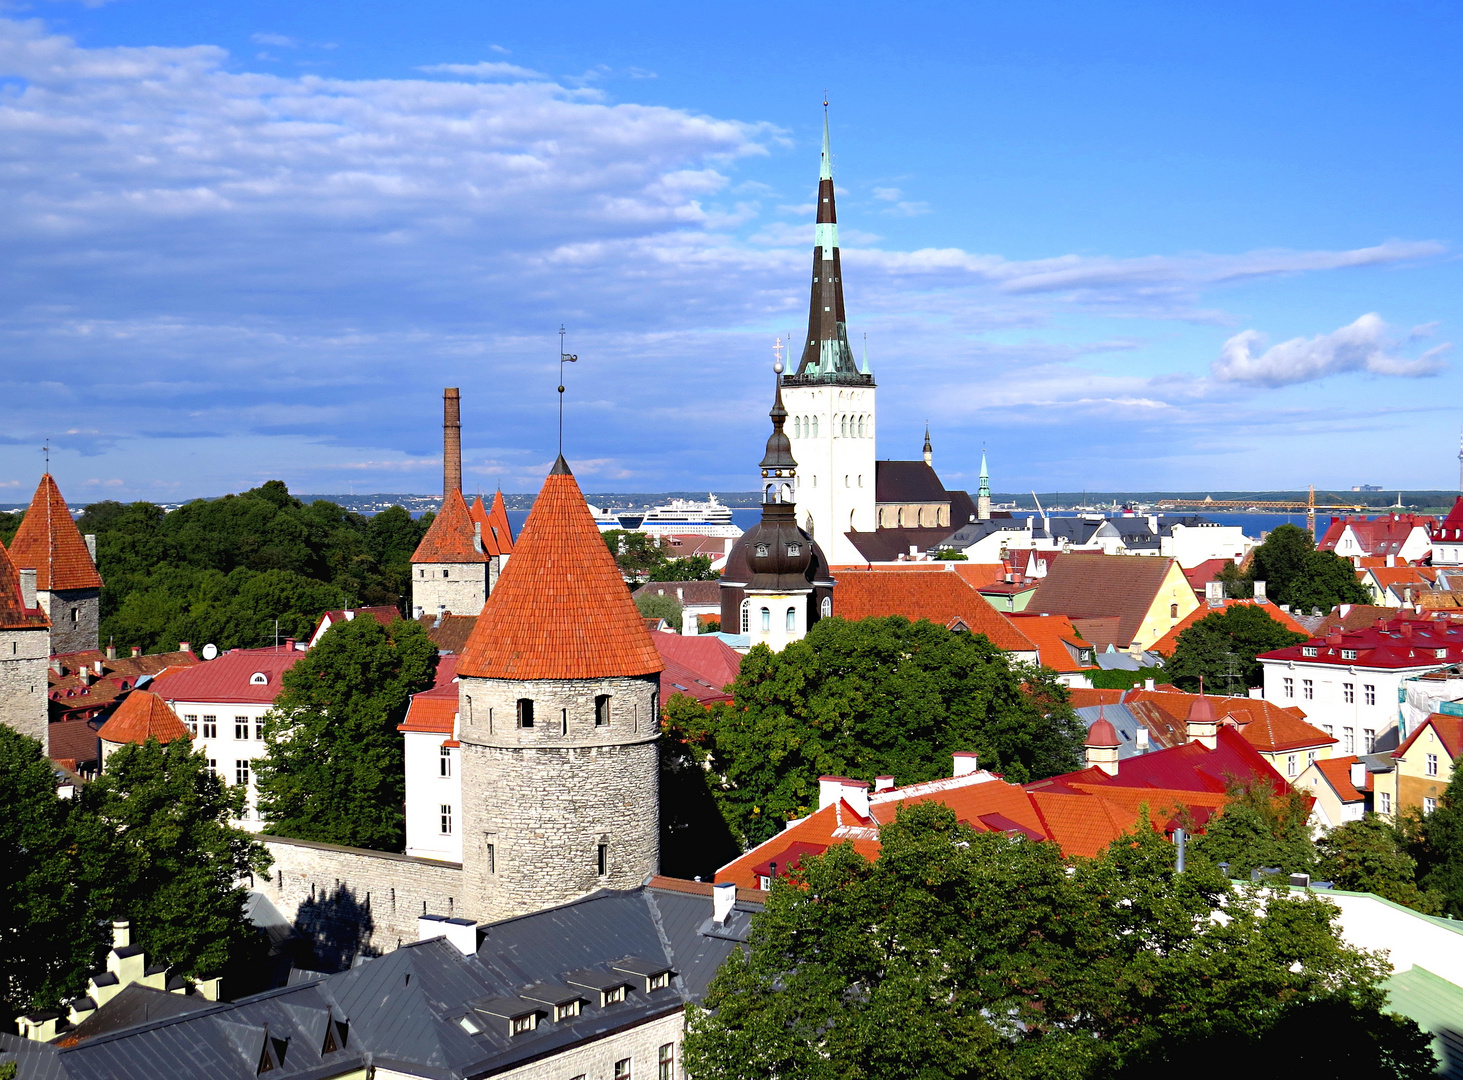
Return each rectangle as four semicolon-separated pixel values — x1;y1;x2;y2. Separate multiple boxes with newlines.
486;490;515;554
0;541;50;630
468;497;498;557
457;457;663;680
9;475;102;590
97;690;191;746
411;488;490;564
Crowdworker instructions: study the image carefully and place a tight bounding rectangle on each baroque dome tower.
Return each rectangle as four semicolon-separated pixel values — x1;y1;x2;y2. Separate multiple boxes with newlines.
720;364;834;649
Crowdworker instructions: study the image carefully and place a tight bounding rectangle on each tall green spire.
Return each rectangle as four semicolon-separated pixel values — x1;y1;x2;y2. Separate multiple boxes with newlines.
979;450;990;499
793;104;863;383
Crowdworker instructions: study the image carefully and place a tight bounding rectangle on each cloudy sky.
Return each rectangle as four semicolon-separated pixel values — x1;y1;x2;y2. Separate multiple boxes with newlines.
1;1;1460;501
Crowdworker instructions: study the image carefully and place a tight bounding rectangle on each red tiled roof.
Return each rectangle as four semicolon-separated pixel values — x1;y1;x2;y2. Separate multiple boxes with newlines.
48;718;100;766
456;458;664;681
411;488;490;564
1312;755;1366;802
831;569;1037;653
1182;559;1234;595
1318;513;1435;557
416;612;478;654
97;691;191;746
8;475;102;591
1394;713;1463;763
485;491;515;555
148;647;303;704
1149;600;1308;657
47;649;199;720
1259;612;1463;670
653;634;742;695
1026;554;1181;648
1430;497;1463;542
0;539;50;631
1037;725;1291;798
399;687;458;734
1007;613;1097;672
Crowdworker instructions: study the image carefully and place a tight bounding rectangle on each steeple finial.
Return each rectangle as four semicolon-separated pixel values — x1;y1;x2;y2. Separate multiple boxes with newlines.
922;424;932;466
820;99;832;182
794;104;863;383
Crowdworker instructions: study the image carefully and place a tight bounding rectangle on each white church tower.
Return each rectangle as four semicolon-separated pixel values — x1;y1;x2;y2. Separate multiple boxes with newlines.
780;108;877;567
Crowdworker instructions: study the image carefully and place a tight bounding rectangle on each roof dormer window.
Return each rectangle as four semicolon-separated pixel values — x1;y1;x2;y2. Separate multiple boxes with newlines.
787;543;801;557
1341;649;1357;660
1302;647;1318;658
754;544;769;558
1439;649;1449;659
250;672;269;685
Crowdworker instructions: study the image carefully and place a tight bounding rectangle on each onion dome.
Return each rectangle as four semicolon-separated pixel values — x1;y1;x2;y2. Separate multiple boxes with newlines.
1085;712;1121;749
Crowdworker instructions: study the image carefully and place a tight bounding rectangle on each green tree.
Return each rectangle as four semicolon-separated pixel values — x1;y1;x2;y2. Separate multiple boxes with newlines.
0;510;25;546
673;616;1083;847
0;728;104;1015
1245;523;1368;611
1167;604;1307;692
603;529;718;582
79;738;272;987
1189;777;1317;879
255;615;437;850
1318;814;1442;914
635;591;682;628
1413;761;1463;916
683;802;1434;1080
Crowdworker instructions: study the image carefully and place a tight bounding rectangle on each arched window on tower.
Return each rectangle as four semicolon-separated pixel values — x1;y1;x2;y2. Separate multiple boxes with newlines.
812;416;819;437
786;607;796;632
858;416;865;438
781;482;793;502
841;415;848;437
821;596;832;618
741;599;750;634
760;607;771;632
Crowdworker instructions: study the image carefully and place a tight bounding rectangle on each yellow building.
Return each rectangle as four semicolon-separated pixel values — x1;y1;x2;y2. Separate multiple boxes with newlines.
1026;554;1199;653
1383;713;1463;818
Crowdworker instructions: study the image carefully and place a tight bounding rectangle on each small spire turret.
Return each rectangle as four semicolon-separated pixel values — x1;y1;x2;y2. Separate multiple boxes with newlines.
922;424;932;466
977;449;992;521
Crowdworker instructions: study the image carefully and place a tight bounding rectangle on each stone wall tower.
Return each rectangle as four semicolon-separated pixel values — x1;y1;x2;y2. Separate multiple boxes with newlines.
9;474;101;656
455;456;664;921
411;489;495;617
0;539;52;754
780;108;876;566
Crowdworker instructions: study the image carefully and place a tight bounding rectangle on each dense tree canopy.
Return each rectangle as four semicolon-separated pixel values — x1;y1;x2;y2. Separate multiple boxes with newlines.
1166;604;1307;692
256;615;437;850
635;591;683;628
1189;779;1318;879
0;728;103;1016
1411;761;1463;916
601;529;717;582
77;484;431;653
684;802;1435;1080
1232;523;1370;612
663;616;1084;849
1318;814;1442;914
79;738;273;987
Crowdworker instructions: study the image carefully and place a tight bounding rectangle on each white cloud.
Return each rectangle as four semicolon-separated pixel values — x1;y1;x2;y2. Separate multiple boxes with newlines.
1212;314;1451;386
250;32;298;48
417;60;548;81
871;186;901;201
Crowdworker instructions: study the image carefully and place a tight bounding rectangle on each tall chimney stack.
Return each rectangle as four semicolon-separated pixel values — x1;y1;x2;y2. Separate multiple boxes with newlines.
443;388;462;498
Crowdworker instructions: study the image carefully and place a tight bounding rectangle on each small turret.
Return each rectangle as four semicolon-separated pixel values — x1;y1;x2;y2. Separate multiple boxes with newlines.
1084;708;1121;775
1186;696;1218;749
922;425;933;467
977;450;992;521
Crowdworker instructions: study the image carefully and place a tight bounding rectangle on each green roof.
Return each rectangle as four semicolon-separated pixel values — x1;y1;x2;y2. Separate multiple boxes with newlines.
1383;966;1463;1078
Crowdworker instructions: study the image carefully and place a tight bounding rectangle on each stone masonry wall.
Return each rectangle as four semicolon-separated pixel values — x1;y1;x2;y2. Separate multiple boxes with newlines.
458;673;660;922
411;562;487;618
39;587;99;656
0;625;50;754
262;835;464;969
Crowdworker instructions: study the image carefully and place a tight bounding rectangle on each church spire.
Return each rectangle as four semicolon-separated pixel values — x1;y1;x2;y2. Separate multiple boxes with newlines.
977;450;992;521
795;106;864;383
923;424;933;466
761;360;797;504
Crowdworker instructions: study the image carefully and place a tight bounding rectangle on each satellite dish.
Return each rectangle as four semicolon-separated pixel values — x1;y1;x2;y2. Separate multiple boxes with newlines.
201;643;219;661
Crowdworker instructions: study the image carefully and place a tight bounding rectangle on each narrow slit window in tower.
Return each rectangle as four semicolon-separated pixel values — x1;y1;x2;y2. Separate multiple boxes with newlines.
597;843;608;877
595;694;610;726
517;698;534;728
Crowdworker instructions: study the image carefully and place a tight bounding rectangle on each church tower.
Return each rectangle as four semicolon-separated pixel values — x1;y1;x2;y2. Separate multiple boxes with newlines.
9;474;101;656
780;108;876;566
977;450;992;521
454;456;664;921
720;365;834;647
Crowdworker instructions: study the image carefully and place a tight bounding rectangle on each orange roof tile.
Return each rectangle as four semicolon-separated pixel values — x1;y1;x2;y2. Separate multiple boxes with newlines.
411;488;490;564
832;568;1037;653
97;691;190;746
1149;600;1309;657
467;497;500;557
455;457;664;681
1108;687;1333;753
1006;613;1098;672
0;540;49;631
485;490;515;554
9;474;102;591
1312;755;1366;802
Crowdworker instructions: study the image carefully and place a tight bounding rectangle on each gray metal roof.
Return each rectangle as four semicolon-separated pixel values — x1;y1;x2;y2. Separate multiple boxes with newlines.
1;883;760;1080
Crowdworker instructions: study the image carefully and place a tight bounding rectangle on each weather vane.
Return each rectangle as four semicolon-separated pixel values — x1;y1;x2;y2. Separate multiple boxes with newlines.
42;439;49;472
558;325;578;456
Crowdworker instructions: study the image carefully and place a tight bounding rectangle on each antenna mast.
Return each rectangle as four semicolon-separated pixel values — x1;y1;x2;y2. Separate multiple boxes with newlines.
557;326;578;457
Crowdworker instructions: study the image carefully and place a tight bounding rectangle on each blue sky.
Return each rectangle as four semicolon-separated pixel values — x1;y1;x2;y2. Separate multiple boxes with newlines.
0;1;1460;500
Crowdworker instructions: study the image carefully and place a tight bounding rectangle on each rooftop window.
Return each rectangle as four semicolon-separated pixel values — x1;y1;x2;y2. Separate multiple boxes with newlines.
1302;647;1318;658
250;672;269;685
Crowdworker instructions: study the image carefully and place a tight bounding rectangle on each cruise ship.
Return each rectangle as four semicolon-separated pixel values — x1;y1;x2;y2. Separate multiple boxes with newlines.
588;495;742;538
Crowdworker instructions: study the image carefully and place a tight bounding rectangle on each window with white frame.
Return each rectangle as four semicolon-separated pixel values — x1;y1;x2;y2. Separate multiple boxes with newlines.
235;760;250;787
235;717;249;740
1283;678;1294;699
1364;684;1376;705
1287;754;1297;777
786;607;796;632
440;804;453;835
1343;683;1354;704
202;715;218;739
1342;728;1355;754
658;1043;674;1080
184;714;198;736
1427;753;1439;777
1341;649;1357;660
760;607;770;632
1380;791;1392;814
820;596;832;618
254;718;264;740
1363;728;1376;752
615;1058;632;1080
1302;679;1314;700
440;745;452;777
740;600;750;634
1425;797;1438;814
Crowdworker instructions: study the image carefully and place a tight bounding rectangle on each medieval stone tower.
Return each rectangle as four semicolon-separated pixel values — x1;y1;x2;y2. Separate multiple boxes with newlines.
8;473;101;656
0;538;52;754
454;455;663;921
780;109;877;566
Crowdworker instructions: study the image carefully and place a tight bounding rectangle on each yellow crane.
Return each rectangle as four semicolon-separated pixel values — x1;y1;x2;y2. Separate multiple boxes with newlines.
1155;486;1372;532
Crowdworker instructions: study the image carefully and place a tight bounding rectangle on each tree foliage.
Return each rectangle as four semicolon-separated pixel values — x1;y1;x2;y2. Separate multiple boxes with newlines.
78;485;431;654
79;738;273;989
635;591;683;628
1166;604;1307;692
1189;777;1317;879
1242;523;1369;612
1410;761;1463;917
255;615;437;850
601;529;717;582
664;616;1083;849
0;728;103;1016
684;802;1435;1080
1318;814;1442;914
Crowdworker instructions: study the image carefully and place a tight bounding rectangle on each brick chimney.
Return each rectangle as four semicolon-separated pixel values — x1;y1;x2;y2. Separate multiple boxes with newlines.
444;387;462;498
